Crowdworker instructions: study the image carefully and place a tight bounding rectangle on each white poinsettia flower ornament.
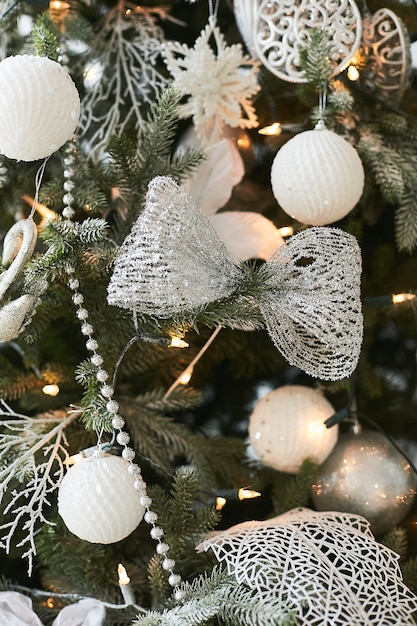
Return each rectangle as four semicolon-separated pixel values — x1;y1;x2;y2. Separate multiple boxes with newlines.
162;16;260;146
197;508;417;625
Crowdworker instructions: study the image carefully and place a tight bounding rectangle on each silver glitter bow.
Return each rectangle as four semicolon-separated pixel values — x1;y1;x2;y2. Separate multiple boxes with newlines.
107;176;363;380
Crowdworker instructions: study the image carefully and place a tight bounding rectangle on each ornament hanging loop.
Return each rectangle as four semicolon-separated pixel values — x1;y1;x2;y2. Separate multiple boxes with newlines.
316;81;328;129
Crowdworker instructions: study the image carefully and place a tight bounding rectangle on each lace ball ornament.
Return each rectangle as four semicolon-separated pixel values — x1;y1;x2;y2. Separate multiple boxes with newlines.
0;55;80;161
271;127;364;225
311;429;417;535
197;508;417;625
58;453;145;544
248;385;337;473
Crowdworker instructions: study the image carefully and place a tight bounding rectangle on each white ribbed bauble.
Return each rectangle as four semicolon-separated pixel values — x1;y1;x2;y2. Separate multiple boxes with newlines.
58;454;145;544
248;385;338;474
0;55;80;161
270;127;364;226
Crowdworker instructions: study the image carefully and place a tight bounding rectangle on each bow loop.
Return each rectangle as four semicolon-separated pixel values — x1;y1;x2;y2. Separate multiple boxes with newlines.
258;227;363;380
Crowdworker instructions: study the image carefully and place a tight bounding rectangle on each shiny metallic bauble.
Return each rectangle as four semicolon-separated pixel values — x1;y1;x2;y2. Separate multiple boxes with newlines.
312;430;417;535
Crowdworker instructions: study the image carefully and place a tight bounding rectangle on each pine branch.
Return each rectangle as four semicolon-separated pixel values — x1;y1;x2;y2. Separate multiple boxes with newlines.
32;12;60;61
269;458;319;516
135;565;295;626
381;526;408;557
298;28;333;87
395;191;417;253
357;134;405;203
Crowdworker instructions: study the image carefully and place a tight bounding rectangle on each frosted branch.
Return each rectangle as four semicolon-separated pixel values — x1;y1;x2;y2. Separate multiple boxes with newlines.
0;403;81;573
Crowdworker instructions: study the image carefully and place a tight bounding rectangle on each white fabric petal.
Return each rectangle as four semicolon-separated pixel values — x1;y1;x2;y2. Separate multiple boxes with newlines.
52;599;106;626
181;137;244;215
0;592;44;626
209;211;284;262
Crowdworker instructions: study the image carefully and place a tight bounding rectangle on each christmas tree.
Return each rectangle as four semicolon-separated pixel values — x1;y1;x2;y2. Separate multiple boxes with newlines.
1;0;417;623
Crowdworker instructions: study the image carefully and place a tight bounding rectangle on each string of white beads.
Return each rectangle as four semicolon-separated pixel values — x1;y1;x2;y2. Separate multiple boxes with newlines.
62;148;185;602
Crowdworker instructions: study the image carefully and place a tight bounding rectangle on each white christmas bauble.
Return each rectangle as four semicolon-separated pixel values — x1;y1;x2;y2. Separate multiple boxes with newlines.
0;55;80;161
271;127;364;226
248;385;338;473
58;454;145;544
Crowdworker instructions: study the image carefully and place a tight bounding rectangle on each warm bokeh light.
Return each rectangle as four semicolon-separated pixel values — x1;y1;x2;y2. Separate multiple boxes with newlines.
258;122;282;136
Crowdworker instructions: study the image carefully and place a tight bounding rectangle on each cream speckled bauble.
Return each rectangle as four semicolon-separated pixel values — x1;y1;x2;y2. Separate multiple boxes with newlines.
58;454;145;544
271;127;364;226
248;385;338;473
311;430;417;534
0;55;80;161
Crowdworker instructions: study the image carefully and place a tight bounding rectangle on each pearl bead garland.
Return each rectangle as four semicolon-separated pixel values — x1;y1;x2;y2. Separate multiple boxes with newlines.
61;154;184;600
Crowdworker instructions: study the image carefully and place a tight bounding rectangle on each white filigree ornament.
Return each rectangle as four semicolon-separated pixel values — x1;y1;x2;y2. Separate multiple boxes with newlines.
162;16;260;146
58;453;145;544
358;8;412;107
248;385;337;472
0;218;40;342
271;125;365;225
197;508;417;625
107;176;243;317
0;55;80;161
254;0;362;83
258;227;363;380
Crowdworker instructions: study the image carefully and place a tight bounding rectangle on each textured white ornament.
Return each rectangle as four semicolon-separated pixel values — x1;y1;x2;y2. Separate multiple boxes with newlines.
254;0;362;83
58;454;145;544
312;430;417;534
249;385;337;473
107;176;243;317
197;508;417;625
271;127;365;225
0;55;80;161
233;0;258;56
258;227;363;380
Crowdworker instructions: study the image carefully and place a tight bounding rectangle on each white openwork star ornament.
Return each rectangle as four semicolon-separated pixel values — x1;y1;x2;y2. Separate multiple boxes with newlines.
162;16;260;146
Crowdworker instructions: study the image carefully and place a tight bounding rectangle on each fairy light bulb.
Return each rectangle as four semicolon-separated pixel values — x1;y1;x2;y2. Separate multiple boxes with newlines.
277;226;294;238
169;336;189;348
392;293;416;304
347;64;360;81
238;488;261;500
118;563;130;585
216;497;227;511
42;384;60;396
